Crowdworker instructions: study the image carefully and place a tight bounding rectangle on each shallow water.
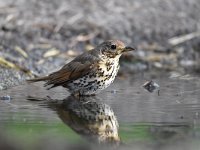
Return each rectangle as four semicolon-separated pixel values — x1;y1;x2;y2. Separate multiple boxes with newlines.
0;72;200;150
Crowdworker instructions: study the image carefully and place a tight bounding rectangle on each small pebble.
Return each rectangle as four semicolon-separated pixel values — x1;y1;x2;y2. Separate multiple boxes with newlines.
143;80;160;93
111;90;117;94
0;95;11;101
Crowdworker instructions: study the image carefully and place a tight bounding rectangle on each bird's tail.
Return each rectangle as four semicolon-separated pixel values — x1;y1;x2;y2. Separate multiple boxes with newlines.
26;76;49;83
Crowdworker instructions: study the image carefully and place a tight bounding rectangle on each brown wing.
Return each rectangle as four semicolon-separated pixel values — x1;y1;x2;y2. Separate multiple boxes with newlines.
44;51;99;89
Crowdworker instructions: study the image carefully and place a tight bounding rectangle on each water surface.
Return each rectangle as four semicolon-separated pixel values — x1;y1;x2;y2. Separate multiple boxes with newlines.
0;72;200;150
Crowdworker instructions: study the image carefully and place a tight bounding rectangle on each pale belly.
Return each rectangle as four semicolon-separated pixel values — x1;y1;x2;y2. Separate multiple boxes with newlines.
66;63;120;95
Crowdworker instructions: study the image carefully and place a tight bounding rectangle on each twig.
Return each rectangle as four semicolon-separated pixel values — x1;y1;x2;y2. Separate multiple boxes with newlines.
168;31;200;46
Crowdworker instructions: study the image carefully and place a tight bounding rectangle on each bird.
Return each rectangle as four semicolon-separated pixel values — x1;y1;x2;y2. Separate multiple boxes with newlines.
27;40;135;96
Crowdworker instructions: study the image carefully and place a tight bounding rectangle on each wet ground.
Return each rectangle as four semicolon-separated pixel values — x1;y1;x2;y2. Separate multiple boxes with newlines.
0;72;200;150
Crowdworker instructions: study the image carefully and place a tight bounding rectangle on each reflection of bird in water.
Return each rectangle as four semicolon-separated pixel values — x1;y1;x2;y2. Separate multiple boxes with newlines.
28;95;120;145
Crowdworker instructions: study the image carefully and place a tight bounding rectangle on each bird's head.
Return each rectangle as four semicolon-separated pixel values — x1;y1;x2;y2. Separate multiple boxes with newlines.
96;40;135;58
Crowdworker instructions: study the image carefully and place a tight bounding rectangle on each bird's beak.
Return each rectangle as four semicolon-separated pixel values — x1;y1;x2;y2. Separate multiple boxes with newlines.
123;46;135;52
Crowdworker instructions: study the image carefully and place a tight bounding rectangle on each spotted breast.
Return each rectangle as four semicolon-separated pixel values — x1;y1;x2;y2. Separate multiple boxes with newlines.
66;56;120;95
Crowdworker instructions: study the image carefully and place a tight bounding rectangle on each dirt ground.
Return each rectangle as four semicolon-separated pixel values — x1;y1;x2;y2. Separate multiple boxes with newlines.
0;0;200;90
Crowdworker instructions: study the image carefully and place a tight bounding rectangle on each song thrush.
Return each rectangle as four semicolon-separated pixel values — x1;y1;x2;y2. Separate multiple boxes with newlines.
27;40;135;96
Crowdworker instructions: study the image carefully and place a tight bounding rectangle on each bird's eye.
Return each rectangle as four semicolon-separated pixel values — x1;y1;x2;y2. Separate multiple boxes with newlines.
111;44;116;50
